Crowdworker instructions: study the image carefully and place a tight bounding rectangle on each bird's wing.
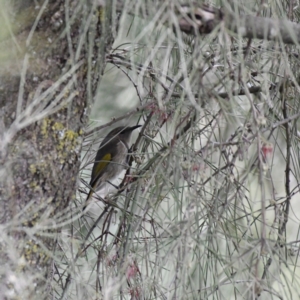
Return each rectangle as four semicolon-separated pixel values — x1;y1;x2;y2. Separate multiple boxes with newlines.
90;152;112;188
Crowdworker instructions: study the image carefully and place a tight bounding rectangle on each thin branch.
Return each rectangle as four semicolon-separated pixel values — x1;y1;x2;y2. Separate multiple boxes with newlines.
177;4;300;45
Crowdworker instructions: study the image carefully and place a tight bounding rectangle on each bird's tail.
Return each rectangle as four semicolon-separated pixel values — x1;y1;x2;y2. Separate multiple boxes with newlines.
82;187;94;213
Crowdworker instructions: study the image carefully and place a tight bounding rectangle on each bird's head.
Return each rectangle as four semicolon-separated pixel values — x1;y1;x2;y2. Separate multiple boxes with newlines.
105;125;141;144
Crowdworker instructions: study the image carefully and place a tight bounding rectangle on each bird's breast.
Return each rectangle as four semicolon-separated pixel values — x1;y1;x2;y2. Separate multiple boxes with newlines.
113;141;128;165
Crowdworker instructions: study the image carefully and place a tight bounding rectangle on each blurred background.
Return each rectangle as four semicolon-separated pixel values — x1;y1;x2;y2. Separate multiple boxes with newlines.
75;1;300;299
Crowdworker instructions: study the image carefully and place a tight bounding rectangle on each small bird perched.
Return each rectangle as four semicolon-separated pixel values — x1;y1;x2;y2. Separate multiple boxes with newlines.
83;125;141;210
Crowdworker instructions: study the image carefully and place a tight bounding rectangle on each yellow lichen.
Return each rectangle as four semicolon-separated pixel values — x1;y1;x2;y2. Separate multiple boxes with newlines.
29;164;37;174
42;119;82;165
57;140;64;151
29;181;37;188
52;121;64;131
41;118;49;137
65;129;78;141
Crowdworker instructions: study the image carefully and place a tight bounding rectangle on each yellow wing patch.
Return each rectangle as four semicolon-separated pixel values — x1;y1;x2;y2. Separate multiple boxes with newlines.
93;153;111;180
85;153;112;205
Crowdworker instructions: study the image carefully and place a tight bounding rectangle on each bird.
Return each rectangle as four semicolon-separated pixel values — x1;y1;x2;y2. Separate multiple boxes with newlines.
83;125;141;211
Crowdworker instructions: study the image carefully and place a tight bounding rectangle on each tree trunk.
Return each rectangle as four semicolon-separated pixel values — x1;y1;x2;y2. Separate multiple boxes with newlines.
0;1;115;298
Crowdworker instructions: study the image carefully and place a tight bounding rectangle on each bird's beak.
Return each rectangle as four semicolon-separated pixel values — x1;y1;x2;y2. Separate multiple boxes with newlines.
128;124;142;132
